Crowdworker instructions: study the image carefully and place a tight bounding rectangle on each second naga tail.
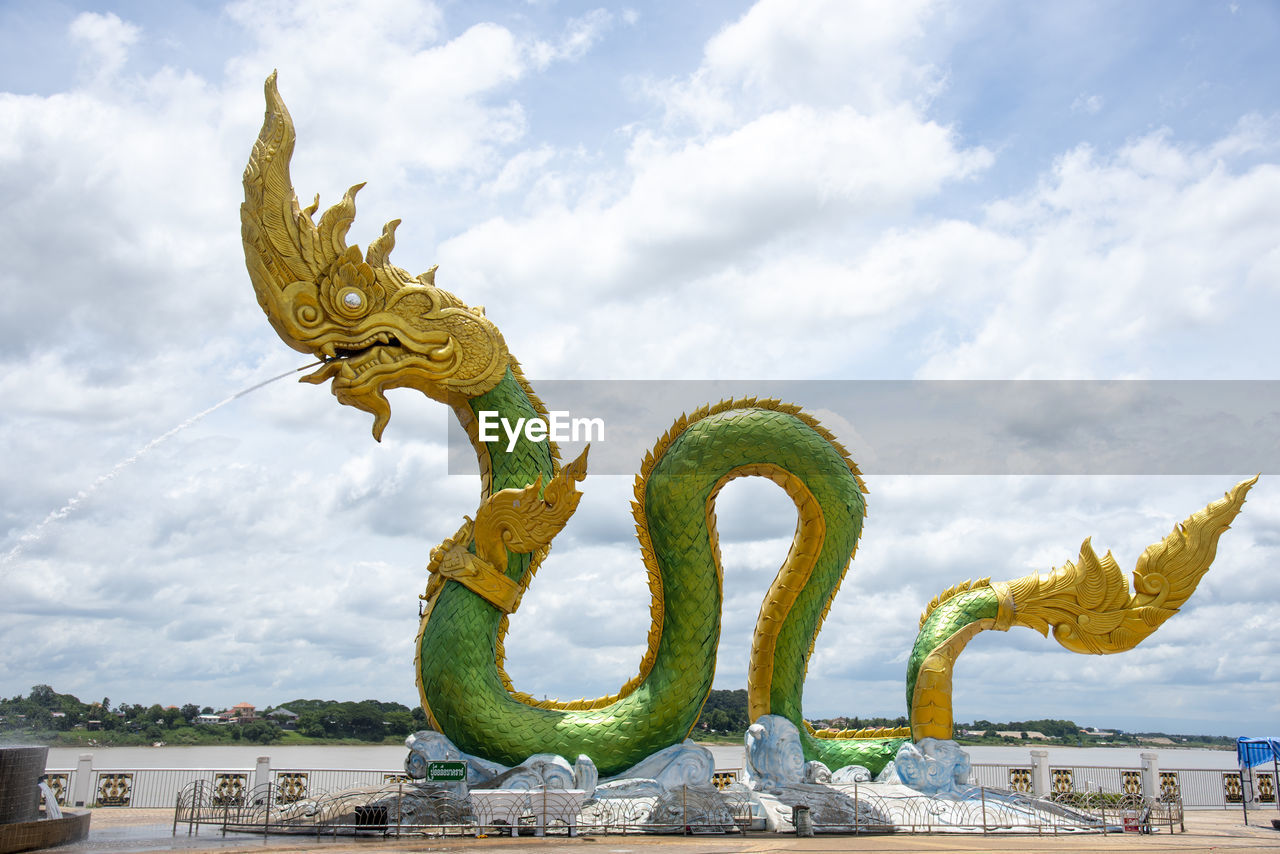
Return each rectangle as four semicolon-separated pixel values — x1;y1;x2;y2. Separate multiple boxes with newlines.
907;476;1256;741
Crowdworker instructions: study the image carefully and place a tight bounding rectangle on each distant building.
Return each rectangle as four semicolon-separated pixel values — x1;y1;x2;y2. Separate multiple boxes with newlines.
228;703;257;722
266;707;298;729
996;730;1049;740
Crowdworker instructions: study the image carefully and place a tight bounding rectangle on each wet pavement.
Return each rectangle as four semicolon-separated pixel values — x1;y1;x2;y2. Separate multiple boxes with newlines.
43;807;1280;854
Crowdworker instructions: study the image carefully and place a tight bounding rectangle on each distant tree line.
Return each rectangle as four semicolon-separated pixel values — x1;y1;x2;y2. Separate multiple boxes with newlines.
2;685;1236;748
963;718;1082;738
0;685;427;746
692;696;1234;748
283;698;426;740
692;691;909;735
953;719;1235;748
694;689;749;733
809;715;910;731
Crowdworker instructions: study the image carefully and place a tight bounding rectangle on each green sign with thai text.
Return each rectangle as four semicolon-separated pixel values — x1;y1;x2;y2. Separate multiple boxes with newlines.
425;760;467;783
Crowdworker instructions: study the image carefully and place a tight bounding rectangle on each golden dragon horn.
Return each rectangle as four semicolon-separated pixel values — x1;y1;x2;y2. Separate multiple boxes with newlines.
241;72;381;338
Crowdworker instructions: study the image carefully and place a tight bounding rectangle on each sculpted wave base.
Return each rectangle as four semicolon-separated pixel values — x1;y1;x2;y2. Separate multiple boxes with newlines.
404;716;1112;834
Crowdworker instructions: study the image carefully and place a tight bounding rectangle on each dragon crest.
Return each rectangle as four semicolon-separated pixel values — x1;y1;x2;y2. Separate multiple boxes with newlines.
241;72;510;439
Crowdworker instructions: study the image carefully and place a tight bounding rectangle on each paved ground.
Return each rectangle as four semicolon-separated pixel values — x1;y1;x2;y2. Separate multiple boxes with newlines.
46;808;1280;854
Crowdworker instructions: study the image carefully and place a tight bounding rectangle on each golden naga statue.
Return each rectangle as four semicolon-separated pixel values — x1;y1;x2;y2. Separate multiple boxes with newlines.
241;72;1256;775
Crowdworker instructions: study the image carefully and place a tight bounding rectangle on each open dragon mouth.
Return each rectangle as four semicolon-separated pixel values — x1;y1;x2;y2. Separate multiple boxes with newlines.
320;331;402;362
301;332;404;387
297;327;463;440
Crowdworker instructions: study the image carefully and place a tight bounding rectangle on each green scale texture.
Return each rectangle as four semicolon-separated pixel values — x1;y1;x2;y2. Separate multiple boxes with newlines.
418;370;999;777
904;588;1001;717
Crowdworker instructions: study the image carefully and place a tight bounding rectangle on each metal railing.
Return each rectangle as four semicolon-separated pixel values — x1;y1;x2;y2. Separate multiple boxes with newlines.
47;763;417;809
968;763;1263;810
49;754;1242;832
1167;769;1229;808
173;781;754;837
171;776;1178;837
1050;765;1131;795
101;769;260;808
1043;790;1183;833
969;763;1024;789
270;768;410;801
794;783;1112;834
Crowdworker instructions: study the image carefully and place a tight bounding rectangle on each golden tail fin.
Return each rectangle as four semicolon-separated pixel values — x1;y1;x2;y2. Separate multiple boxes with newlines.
993;476;1257;654
909;477;1256;740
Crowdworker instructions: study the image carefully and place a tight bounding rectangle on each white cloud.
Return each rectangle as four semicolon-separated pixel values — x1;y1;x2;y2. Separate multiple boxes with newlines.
1071;93;1104;115
438;105;991;379
69;12;140;81
652;0;944;132
486;144;557;195
527;8;614;69
920;126;1280;379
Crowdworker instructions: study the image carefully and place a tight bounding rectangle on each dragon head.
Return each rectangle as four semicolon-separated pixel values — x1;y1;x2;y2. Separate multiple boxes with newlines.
241;72;509;440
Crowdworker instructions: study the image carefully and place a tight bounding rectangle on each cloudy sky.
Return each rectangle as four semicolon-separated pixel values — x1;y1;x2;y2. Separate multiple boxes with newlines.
1;0;1277;739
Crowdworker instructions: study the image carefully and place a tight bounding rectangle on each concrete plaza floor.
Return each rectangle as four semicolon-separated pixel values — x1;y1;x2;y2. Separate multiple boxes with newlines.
44;807;1280;854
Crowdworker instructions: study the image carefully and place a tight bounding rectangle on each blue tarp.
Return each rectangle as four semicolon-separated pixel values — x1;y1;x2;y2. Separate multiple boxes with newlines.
1237;737;1280;768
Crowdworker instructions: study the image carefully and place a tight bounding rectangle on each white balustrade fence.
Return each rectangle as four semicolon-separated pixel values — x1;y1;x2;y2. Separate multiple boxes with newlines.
968;763;1276;810
46;750;1267;815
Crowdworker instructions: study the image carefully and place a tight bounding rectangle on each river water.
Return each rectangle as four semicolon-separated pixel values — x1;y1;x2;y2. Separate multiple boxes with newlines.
44;742;1239;772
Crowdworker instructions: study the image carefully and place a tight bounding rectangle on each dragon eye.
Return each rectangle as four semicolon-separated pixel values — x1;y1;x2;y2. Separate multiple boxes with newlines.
342;290;364;310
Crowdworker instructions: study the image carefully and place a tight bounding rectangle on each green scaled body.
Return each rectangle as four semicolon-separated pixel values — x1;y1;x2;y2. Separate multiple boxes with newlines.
417;370;998;777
